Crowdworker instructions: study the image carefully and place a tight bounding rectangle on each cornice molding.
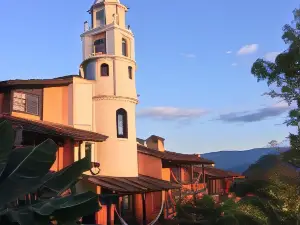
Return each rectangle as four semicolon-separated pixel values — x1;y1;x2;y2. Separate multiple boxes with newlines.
80;55;136;67
81;23;133;38
93;95;138;104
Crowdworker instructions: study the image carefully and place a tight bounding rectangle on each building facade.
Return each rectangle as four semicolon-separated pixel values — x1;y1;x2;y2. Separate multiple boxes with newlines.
0;1;243;225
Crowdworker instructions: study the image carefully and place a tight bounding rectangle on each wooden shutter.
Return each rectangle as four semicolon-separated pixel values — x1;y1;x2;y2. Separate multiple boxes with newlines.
26;94;39;115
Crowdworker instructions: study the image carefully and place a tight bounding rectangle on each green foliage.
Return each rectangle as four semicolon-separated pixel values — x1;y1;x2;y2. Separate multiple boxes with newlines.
231;151;300;225
0;120;101;225
251;8;300;152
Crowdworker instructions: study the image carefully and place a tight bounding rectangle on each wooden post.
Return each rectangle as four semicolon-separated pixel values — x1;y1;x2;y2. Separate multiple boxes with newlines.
191;165;194;190
132;195;136;218
179;166;182;200
142;193;147;225
201;164;205;184
107;199;111;225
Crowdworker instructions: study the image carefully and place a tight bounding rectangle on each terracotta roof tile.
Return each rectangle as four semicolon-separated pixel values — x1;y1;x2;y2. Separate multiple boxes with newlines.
0;75;81;88
194;166;242;178
137;144;214;165
85;174;181;194
0;114;108;142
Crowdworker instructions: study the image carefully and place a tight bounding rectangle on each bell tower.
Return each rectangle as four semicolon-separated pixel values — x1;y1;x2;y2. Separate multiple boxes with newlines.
80;0;138;177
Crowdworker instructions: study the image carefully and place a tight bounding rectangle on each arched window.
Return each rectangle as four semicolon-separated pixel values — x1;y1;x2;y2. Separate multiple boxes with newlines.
122;38;127;56
128;66;133;79
101;64;109;76
116;108;128;138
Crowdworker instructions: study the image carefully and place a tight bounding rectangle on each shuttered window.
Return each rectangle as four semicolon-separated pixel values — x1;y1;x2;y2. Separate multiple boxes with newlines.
12;92;39;116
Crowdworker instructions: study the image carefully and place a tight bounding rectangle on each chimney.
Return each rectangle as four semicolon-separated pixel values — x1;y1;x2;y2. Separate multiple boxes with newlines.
146;135;165;152
84;21;89;32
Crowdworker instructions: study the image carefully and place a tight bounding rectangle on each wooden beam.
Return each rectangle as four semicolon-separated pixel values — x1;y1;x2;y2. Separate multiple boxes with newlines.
142;193;147;225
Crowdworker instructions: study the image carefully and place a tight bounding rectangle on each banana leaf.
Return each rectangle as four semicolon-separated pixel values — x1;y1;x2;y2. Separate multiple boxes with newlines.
0;139;58;206
43;155;92;195
0;121;14;177
4;208;34;225
215;215;239;225
31;191;101;221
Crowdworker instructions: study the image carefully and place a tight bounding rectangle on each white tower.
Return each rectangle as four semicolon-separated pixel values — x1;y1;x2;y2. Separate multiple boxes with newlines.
80;0;138;177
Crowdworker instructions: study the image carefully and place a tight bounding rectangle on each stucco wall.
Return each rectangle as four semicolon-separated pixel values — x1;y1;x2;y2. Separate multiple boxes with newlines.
95;98;138;177
11;111;40;121
43;86;69;125
138;153;162;179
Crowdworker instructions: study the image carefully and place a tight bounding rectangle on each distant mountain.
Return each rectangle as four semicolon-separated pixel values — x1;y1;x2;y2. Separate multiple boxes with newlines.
202;147;289;174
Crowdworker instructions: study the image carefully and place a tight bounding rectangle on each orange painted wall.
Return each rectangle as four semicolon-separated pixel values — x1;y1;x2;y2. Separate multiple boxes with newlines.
138;153;162;179
49;140;74;172
96;204;116;225
63;139;74;167
181;167;192;183
43;86;69;125
11;111;40;121
135;153;163;224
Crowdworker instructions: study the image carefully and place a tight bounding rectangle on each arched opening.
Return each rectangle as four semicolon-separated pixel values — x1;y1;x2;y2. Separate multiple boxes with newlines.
116;108;128;138
122;38;127;56
101;63;109;76
128;66;133;79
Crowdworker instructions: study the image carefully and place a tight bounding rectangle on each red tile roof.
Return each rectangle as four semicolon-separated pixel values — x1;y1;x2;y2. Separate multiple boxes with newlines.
85;174;181;194
194;166;242;178
0;75;81;88
137;144;214;165
0;114;108;142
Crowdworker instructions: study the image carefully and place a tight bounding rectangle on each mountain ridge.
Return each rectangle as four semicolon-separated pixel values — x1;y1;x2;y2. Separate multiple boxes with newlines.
202;147;289;173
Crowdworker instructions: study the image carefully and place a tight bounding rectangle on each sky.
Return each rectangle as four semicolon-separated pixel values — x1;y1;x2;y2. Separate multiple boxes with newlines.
0;0;299;153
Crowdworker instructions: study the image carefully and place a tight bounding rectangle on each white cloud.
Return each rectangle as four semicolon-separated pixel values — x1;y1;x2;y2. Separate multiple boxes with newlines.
181;53;196;58
137;107;208;120
226;51;232;54
231;63;238;66
237;44;258;55
264;52;280;62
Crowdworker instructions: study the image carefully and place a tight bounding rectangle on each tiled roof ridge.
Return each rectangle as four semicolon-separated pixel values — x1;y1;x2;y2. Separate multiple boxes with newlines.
0;75;83;87
137;143;214;164
0;114;108;142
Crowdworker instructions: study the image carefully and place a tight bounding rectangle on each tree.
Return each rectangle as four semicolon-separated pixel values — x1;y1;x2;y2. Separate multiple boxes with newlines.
0;120;101;225
251;8;300;152
231;154;300;225
176;194;266;225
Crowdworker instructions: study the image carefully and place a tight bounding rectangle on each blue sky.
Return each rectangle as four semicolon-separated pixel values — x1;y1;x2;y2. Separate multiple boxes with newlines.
0;0;298;153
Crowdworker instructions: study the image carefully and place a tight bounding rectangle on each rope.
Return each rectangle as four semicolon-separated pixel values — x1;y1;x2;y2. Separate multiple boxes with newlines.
147;200;165;225
170;169;201;185
114;208;129;225
114;200;165;225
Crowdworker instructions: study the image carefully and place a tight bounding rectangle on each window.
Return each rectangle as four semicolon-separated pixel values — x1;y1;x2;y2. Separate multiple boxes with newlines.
128;66;133;79
122;38;127;56
85;61;96;80
101;64;109;76
116;108;128;138
85;142;92;162
96;9;106;27
12;92;39;115
94;38;106;54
